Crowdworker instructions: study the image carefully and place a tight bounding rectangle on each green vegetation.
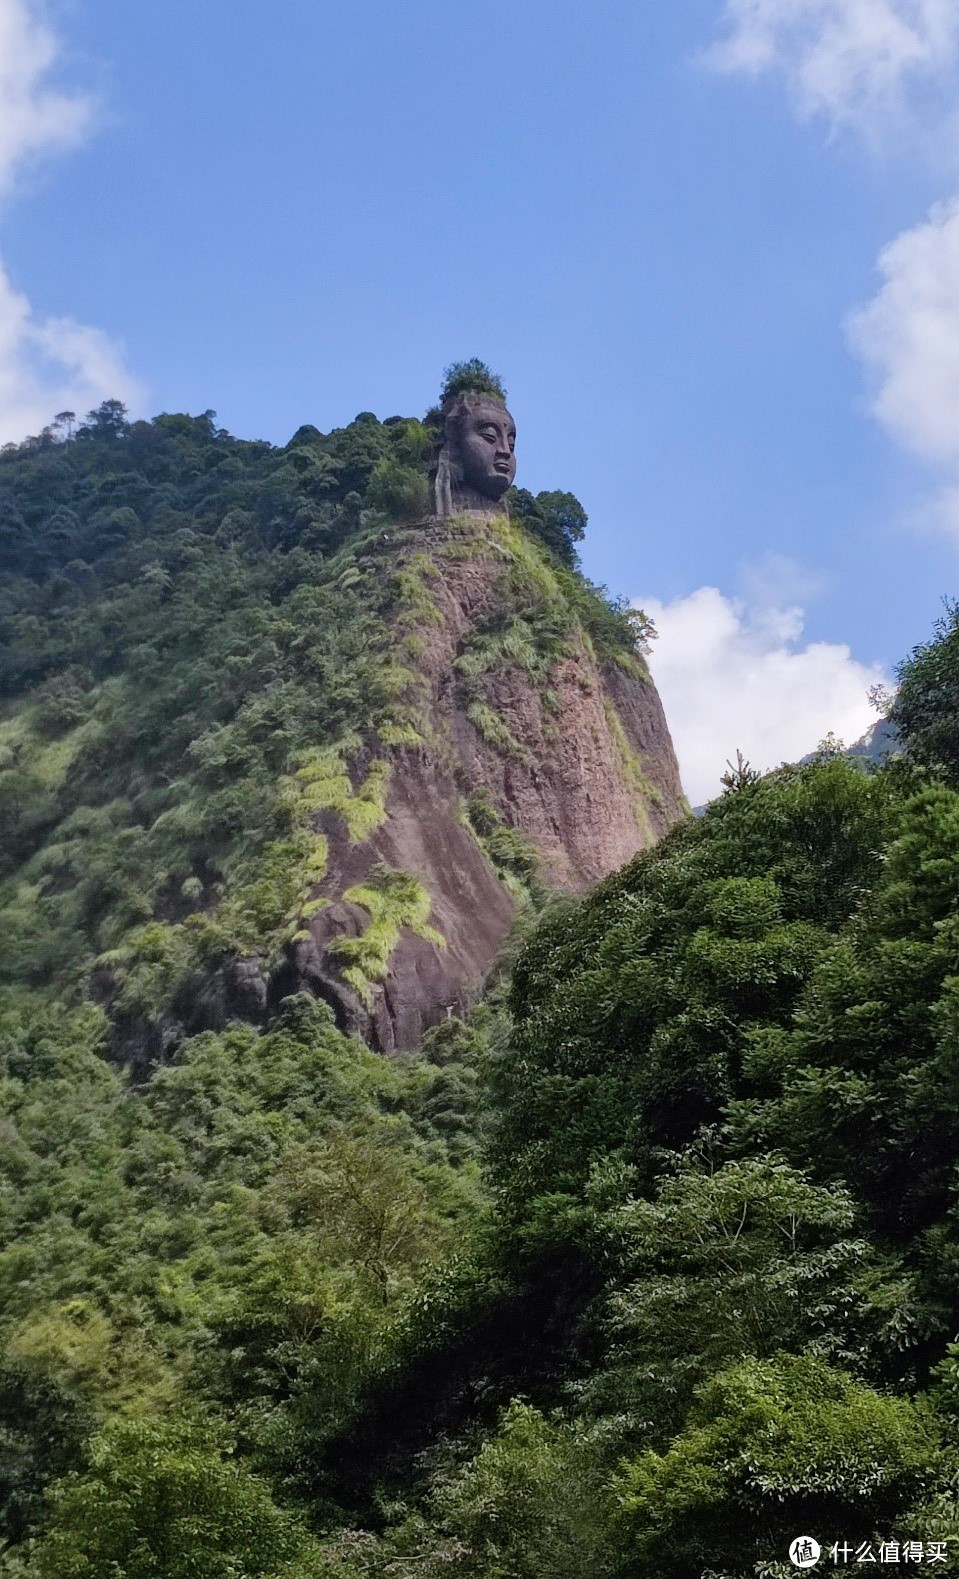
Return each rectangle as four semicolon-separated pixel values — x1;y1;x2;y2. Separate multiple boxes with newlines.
449;509;654;774
334;866;444;1004
0;987;480;1571
0;407;425;1010
309;622;959;1574
438;358;508;404
891;596;959;781
7;394;959;1574
0;400;611;1026
295;745;390;843
509;486;587;570
604;695;658;835
463;789;541;899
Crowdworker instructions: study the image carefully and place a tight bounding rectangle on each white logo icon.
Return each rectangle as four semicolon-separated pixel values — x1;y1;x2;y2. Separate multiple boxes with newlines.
789;1537;821;1568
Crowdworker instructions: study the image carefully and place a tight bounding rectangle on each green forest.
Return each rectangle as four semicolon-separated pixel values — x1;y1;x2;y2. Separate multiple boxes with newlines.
3;385;959;1576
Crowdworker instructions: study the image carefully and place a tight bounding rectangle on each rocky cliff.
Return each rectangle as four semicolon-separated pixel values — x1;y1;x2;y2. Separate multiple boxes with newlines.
0;400;686;1068
273;510;686;1051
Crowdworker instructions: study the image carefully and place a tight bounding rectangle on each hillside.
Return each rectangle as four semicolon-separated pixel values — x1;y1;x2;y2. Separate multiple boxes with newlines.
7;394;959;1576
0;397;684;1068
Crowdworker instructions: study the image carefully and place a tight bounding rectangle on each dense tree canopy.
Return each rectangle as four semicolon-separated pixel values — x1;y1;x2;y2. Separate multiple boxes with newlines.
437;359;507;405
2;399;959;1574
891;598;959;784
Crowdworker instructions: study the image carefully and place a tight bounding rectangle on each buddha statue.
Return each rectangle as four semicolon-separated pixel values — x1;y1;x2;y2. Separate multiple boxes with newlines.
429;391;516;518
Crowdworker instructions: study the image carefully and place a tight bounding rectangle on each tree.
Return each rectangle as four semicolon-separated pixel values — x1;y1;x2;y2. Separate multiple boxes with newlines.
891;599;959;783
80;399;129;438
365;457;428;521
616;1355;942;1576
32;1415;312;1579
581;1151;897;1436
508;488;587;568
324;1403;616;1579
439;359;507;404
491;756;895;1220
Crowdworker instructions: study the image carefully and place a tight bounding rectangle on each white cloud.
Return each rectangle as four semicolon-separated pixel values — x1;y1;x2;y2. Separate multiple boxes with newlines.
706;0;959;135
708;3;959;544
847;198;959;465
641;583;885;804
0;0;141;444
848;197;959;546
0;257;142;443
0;0;94;198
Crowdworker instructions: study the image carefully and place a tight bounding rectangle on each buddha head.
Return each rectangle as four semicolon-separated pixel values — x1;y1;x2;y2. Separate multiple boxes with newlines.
430;391;517;516
453;395;516;498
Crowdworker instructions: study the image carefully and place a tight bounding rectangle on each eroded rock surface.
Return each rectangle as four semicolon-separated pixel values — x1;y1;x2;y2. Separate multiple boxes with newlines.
277;514;687;1050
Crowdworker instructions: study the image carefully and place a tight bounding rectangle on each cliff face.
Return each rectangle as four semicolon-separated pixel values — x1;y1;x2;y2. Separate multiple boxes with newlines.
0;404;686;1075
279;512;686;1051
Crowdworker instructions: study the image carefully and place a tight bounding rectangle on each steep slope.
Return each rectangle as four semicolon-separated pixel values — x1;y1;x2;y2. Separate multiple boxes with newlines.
9;395;957;1576
281;511;685;1050
0;403;685;1064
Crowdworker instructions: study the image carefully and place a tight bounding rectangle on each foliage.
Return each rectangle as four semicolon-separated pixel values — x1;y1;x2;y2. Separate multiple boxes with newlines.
334;866;444;1004
438;360;507;405
616;1355;941;1576
5;402;959;1575
578;1150;900;1439
463;790;541;899
0;408;420;1010
508;487;586;569
31;1414;315;1579
0;397;604;1022
365;458;428;522
0;985;481;1564
891;598;959;783
459;746;959;1571
322;1403;616;1578
490;754;896;1214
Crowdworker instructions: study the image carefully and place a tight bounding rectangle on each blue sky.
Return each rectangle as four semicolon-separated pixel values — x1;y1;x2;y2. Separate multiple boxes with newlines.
2;0;958;799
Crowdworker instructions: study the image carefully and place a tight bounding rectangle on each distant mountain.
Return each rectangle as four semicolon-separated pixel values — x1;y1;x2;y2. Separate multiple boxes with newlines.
692;717;901;815
841;716;900;764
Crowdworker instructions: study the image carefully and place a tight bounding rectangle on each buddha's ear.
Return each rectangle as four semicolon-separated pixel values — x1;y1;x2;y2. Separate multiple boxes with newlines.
443;411;465;484
432;446;454;516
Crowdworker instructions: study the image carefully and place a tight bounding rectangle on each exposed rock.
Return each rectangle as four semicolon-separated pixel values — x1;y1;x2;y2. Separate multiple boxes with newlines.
277;514;687;1051
276;754;516;1053
194;955;269;1029
111;1009;187;1085
104;955;270;1079
102;507;686;1068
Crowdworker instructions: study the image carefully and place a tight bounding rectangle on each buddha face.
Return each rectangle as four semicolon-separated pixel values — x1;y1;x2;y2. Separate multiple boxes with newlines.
458;401;516;499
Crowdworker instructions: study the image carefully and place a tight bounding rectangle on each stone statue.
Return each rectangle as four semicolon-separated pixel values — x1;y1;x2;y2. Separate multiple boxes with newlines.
429;391;516;518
